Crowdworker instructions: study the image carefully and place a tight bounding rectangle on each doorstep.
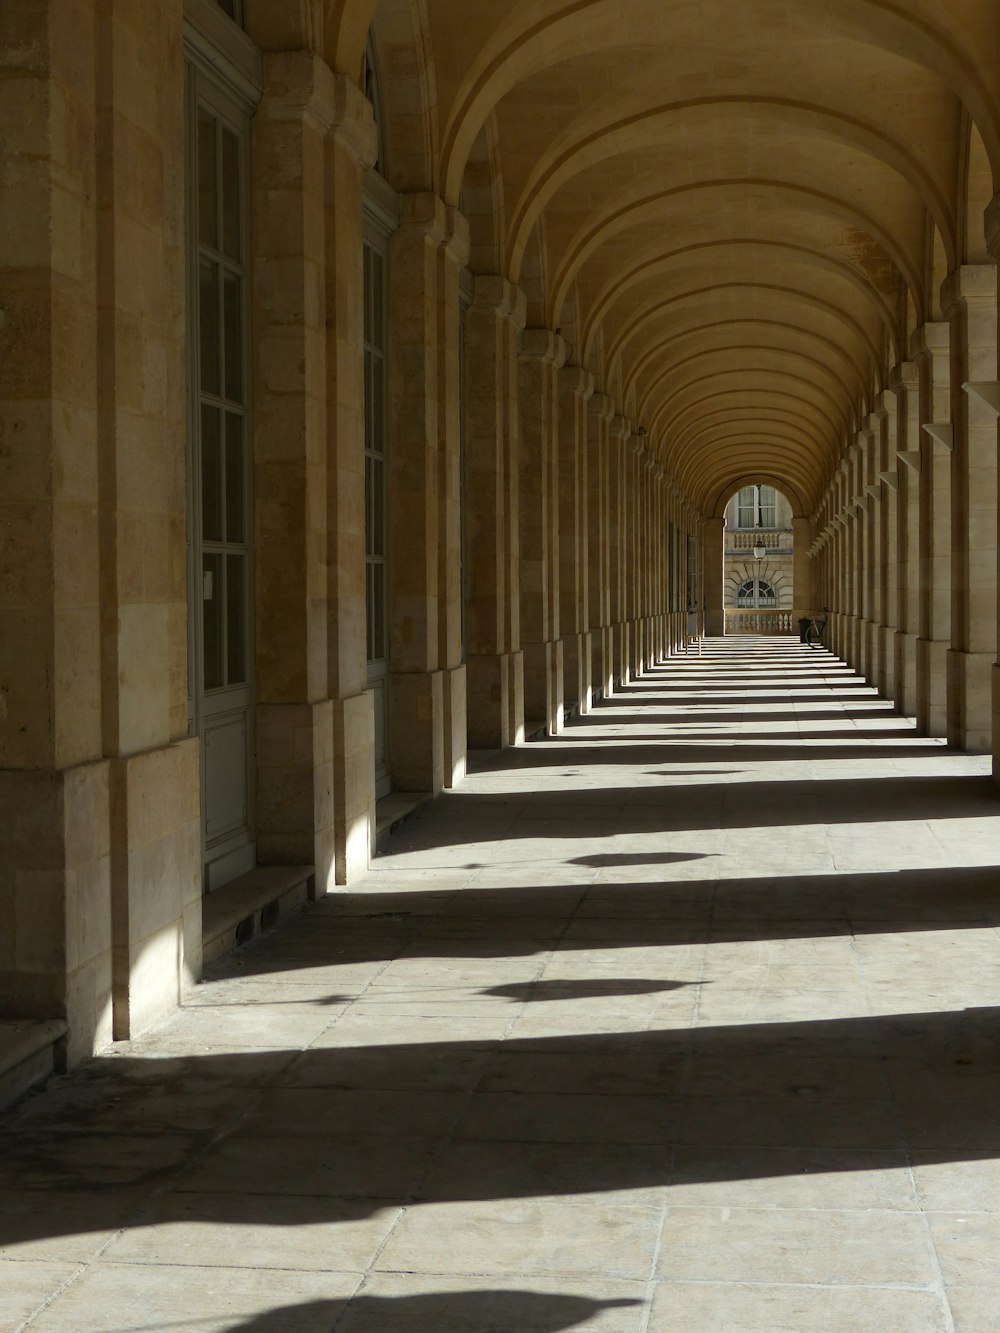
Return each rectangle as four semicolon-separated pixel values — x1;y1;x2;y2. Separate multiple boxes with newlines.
0;1019;67;1113
202;864;315;965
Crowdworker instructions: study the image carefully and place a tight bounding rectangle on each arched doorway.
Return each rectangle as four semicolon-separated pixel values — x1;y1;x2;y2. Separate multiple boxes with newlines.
723;484;795;633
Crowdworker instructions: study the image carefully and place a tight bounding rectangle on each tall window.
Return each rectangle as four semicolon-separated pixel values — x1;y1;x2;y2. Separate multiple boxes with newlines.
736;484;776;529
187;61;256;890
196;99;249;698
364;240;388;669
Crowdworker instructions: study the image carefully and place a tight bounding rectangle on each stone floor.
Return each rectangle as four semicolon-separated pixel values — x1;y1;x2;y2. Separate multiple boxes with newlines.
4;637;1000;1332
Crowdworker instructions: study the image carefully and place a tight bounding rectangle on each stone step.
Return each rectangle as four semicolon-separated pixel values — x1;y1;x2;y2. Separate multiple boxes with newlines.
202;865;315;966
0;1020;67;1113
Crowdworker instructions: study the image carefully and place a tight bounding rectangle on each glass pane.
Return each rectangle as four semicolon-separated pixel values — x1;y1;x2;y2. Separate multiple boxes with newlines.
221;128;241;261
373;456;385;557
226;553;246;684
372;251;384;348
365;454;373;556
366;561;375;661
364;355;373;450
223;272;243;402
372;562;385;660
225;413;244;543
201;405;222;542
197;109;217;248
202;553;224;689
199;259;220;396
363;245;372;345
372;356;384;454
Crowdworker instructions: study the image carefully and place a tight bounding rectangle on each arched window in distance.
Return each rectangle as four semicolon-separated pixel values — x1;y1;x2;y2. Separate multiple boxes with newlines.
736;578;777;609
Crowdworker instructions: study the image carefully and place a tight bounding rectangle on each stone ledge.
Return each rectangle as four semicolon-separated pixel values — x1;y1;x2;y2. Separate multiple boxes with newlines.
0;1019;67;1112
202;865;315;965
375;791;433;853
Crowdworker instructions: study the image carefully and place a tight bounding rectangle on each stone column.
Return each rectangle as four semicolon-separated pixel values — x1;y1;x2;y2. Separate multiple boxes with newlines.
518;330;566;734
324;80;380;881
558;365;594;716
704;516;726;636
859;414;881;684
607;417;630;682
912;321;952;736
872;391;898;700
587;394;614;700
891;361;921;718
253;54;370;892
792;515;814;626
387;193;469;793
984;199;1000;781
626;436;644;678
942;265;998;752
464;277;526;750
0;0;200;1058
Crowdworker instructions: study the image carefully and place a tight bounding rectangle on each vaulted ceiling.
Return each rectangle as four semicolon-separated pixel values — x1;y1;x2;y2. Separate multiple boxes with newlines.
324;0;1000;515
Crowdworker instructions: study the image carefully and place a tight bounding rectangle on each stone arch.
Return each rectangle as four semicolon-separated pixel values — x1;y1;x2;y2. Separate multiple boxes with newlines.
520;220;549;330
963;114;994;264
461;114;505;275
369;0;439;193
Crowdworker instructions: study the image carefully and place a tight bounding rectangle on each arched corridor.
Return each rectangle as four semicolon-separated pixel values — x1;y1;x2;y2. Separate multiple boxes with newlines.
5;2;1000;1323
3;641;1000;1330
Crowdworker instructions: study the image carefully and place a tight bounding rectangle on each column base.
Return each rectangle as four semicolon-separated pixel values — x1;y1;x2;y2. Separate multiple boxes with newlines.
388;669;445;795
879;625;897;703
332;690;375;886
563;631;592;715
442;663;468;787
592;626;614;700
524;638;563;735
257;700;336;875
466;652;519;750
915;638;949;738
947;649;994;752
894;630;919;718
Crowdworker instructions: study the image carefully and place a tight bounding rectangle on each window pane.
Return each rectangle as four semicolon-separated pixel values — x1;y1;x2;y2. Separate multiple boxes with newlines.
225;413;244;543
223;272;243;402
373;456;385;557
221;128;241;261
202;553;224;689
201;405;222;542
372;251;384;348
365;454;373;557
226;553;246;684
197;109;217;248
372;562;385;660
199;259;220;396
363;246;372;344
372;356;384;453
366;561;375;661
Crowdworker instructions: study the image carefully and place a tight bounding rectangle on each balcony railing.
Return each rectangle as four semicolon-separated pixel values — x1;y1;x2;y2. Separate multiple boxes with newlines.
727;528;793;552
726;609;795;635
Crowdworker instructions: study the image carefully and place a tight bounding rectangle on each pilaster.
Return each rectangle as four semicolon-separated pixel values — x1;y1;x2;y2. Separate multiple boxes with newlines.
941;264;998;752
464;276;526;749
558;364;594;716
518;329;567;733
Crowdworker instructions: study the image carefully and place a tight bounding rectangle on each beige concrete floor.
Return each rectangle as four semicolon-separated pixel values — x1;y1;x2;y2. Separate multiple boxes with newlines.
4;638;1000;1332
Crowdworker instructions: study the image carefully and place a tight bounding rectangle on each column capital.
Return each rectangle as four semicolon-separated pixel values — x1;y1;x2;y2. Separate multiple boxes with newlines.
262;53;378;166
398;193;471;268
940;263;997;315
909;320;950;360
520;327;568;367
608;415;630;443
559;363;594;400
887;360;918;393
471;275;526;328
627;433;646;456
587;392;616;421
